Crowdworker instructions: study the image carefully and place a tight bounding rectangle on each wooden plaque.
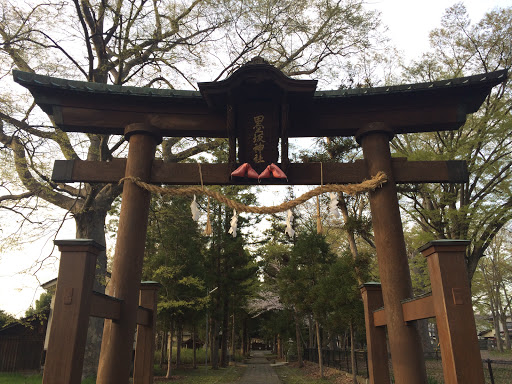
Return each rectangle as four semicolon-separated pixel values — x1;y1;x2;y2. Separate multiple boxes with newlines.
237;101;279;172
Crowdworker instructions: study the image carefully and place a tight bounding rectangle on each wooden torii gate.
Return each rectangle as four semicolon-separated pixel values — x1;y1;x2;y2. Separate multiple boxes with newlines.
13;59;507;384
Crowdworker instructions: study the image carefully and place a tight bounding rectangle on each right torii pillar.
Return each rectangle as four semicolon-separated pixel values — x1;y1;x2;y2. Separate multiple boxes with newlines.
356;122;428;384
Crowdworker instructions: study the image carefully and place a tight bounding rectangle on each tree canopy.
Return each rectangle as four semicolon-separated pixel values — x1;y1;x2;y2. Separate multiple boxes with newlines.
394;4;512;281
0;0;383;282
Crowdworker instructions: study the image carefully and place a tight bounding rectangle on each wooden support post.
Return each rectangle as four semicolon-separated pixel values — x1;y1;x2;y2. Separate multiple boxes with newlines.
360;283;391;384
133;282;160;384
43;239;105;384
419;240;485;384
97;123;161;384
356;122;427;384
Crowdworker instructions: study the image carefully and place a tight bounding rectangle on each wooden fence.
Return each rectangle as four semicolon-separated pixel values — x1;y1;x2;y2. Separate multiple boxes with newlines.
0;335;44;372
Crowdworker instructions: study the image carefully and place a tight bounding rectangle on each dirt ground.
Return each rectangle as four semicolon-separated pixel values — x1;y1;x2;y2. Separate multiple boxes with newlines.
287;361;364;384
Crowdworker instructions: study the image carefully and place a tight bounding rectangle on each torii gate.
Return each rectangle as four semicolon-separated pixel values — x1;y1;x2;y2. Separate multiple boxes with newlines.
13;59;506;384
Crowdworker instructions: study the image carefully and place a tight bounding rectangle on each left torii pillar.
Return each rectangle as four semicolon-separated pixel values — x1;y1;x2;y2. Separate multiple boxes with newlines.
97;123;161;384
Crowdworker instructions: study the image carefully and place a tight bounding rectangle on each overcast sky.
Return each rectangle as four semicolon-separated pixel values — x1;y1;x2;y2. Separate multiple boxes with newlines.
372;0;511;60
1;0;510;317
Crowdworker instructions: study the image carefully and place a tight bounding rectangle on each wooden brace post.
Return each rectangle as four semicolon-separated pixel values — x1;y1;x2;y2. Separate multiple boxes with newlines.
419;240;485;384
360;283;391;384
43;239;105;384
133;281;160;384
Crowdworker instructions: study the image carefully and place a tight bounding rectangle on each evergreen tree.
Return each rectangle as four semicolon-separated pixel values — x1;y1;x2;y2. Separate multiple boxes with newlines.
143;194;207;378
203;186;259;368
279;230;336;377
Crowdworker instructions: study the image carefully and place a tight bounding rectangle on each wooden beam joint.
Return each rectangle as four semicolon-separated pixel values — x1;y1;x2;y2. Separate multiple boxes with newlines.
372;293;436;327
90;291;122;321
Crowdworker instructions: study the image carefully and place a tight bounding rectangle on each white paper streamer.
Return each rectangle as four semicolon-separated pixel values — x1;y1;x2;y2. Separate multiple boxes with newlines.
329;192;340;219
228;209;238;237
285;209;295;238
190;195;201;221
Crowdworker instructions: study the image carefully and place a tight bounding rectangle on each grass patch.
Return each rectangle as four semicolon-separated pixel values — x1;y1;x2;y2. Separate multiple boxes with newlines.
0;373;42;384
487;349;512;359
0;373;96;384
154;365;244;383
0;365;244;384
155;347;245;365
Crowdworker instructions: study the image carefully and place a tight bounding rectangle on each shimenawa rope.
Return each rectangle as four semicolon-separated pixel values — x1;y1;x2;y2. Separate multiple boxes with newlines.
118;171;388;215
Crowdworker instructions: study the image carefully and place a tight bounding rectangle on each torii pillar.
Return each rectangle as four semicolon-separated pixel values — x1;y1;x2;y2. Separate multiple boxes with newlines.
96;123;161;384
356;123;427;384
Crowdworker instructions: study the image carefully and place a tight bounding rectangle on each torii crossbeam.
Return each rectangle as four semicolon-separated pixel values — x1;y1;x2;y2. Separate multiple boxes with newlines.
13;61;507;384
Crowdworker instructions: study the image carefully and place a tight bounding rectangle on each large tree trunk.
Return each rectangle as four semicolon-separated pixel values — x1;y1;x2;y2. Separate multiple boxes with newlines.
176;323;182;368
293;309;303;368
315;319;323;378
160;330;168;367
212;319;220;369
166;324;174;379
193;327;197;369
500;312;511;350
231;312;236;365
75;209;108;379
502;285;512;350
242;318;248;357
308;315;314;349
496;286;511;350
350;321;357;384
220;297;229;367
492;309;503;352
417;319;434;353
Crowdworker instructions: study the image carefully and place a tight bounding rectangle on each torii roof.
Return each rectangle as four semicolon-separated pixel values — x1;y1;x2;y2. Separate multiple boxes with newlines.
12;67;507;138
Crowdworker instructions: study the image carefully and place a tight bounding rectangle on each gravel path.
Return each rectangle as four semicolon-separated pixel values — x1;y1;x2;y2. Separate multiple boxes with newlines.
238;351;281;384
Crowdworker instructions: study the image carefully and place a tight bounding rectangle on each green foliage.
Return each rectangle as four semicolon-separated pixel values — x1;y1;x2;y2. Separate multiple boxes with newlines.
0;310;15;328
144;195;207;325
402;227;434;295
25;291;52;317
203;185;259;285
259;241;292;281
471;229;512;350
279;231;336;316
258;308;295;348
314;254;365;333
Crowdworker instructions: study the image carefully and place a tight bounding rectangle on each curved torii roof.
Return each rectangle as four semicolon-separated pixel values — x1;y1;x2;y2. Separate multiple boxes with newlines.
12;66;507;138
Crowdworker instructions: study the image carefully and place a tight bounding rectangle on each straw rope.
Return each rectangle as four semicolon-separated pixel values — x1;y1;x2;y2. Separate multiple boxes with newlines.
118;171;388;215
